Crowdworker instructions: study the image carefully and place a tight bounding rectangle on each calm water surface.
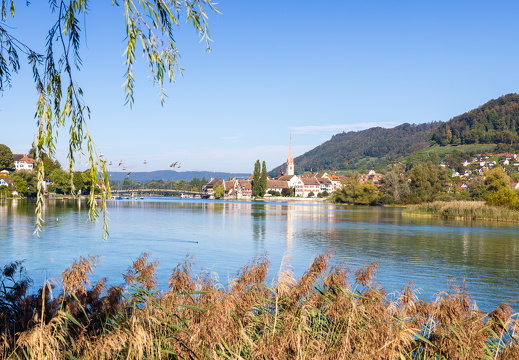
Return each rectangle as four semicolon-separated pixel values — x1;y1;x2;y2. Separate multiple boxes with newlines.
1;197;518;311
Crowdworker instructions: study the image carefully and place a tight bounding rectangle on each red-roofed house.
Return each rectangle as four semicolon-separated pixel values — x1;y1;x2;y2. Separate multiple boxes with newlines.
0;178;12;186
202;178;224;197
13;154;35;170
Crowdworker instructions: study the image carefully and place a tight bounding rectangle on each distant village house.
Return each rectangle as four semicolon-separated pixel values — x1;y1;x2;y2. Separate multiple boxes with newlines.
13;154;35;170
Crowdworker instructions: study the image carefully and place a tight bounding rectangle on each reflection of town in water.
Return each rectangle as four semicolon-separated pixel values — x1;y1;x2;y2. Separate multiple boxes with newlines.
1;198;518;311
202;201;340;255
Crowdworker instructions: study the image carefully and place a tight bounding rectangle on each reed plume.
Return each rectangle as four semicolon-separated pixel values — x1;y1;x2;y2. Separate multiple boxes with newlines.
0;253;517;359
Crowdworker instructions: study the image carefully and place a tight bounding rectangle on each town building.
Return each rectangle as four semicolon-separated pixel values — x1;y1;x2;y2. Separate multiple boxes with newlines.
201;136;389;199
0;178;12;186
13;154;35;170
358;170;384;185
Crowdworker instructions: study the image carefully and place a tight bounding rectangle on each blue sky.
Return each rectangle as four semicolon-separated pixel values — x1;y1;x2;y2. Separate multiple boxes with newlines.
2;0;519;174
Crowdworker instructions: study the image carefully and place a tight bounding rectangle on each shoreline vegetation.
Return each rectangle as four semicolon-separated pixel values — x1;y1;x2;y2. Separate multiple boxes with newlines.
1;253;518;359
403;201;519;223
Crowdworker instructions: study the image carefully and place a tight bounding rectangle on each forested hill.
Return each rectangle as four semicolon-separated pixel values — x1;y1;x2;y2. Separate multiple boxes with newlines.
431;93;519;146
270;122;442;175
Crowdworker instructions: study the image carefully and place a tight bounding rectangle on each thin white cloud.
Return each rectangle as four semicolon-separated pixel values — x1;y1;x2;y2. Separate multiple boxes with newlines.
219;134;242;142
291;122;401;135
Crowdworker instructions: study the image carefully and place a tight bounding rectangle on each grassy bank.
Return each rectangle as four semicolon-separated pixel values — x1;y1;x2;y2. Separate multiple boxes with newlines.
403;201;519;222
1;253;518;359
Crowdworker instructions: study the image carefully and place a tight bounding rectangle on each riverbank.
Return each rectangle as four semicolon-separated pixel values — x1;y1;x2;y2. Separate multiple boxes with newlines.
403;201;519;223
255;196;328;203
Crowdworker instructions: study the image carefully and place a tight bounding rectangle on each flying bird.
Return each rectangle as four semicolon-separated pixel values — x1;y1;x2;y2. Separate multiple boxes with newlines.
118;160;123;166
127;172;132;176
170;161;178;168
109;161;113;165
143;160;147;164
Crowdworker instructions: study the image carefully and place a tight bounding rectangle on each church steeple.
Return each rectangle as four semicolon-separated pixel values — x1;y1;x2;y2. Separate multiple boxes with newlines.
286;134;294;176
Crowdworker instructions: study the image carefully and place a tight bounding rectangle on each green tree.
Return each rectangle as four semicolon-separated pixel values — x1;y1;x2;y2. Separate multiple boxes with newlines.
408;160;449;202
468;176;486;200
486;187;519;207
317;190;329;198
13;179;28;197
50;169;72;194
165;180;175;190
333;175;380;205
148;180;165;190
0;185;11;198
252;160;262;197
259;161;268;197
11;170;38;197
380;164;410;203
175;179;190;191
484;167;519;207
190;177;207;191
213;184;225;199
484;167;510;193
72;171;88;195
282;187;295;197
1;1;218;235
122;177;137;190
0;144;14;171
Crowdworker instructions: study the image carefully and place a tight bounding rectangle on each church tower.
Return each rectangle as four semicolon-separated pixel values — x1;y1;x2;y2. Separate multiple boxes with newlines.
286;134;295;176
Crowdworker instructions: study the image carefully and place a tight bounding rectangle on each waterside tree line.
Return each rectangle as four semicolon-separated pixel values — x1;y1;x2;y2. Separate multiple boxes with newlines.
3;145;519;216
0;143;212;197
332;154;519;207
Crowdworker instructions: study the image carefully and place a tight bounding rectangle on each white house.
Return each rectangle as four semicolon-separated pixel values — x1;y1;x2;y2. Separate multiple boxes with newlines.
13;154;35;170
0;178;11;186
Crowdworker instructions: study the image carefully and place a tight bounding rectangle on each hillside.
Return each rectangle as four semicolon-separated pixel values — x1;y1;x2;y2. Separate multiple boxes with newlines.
270;122;442;175
431;93;519;147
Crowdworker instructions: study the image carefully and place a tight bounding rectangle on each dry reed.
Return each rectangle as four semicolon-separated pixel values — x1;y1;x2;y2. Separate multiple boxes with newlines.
403;200;519;222
0;253;517;359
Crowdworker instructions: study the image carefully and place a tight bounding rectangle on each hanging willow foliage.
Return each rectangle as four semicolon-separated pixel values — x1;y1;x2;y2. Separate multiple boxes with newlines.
0;0;218;237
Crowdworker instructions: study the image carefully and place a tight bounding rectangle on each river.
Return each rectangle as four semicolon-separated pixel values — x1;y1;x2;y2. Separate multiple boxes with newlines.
1;197;517;312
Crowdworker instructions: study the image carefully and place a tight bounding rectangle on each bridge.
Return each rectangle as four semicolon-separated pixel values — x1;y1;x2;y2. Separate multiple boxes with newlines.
111;189;209;198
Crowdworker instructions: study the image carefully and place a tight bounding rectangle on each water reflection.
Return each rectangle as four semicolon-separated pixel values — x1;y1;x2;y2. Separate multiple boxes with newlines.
0;198;517;311
251;204;266;243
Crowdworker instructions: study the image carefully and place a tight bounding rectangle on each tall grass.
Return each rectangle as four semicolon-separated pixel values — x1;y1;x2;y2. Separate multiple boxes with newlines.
403;201;519;222
0;253;518;359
